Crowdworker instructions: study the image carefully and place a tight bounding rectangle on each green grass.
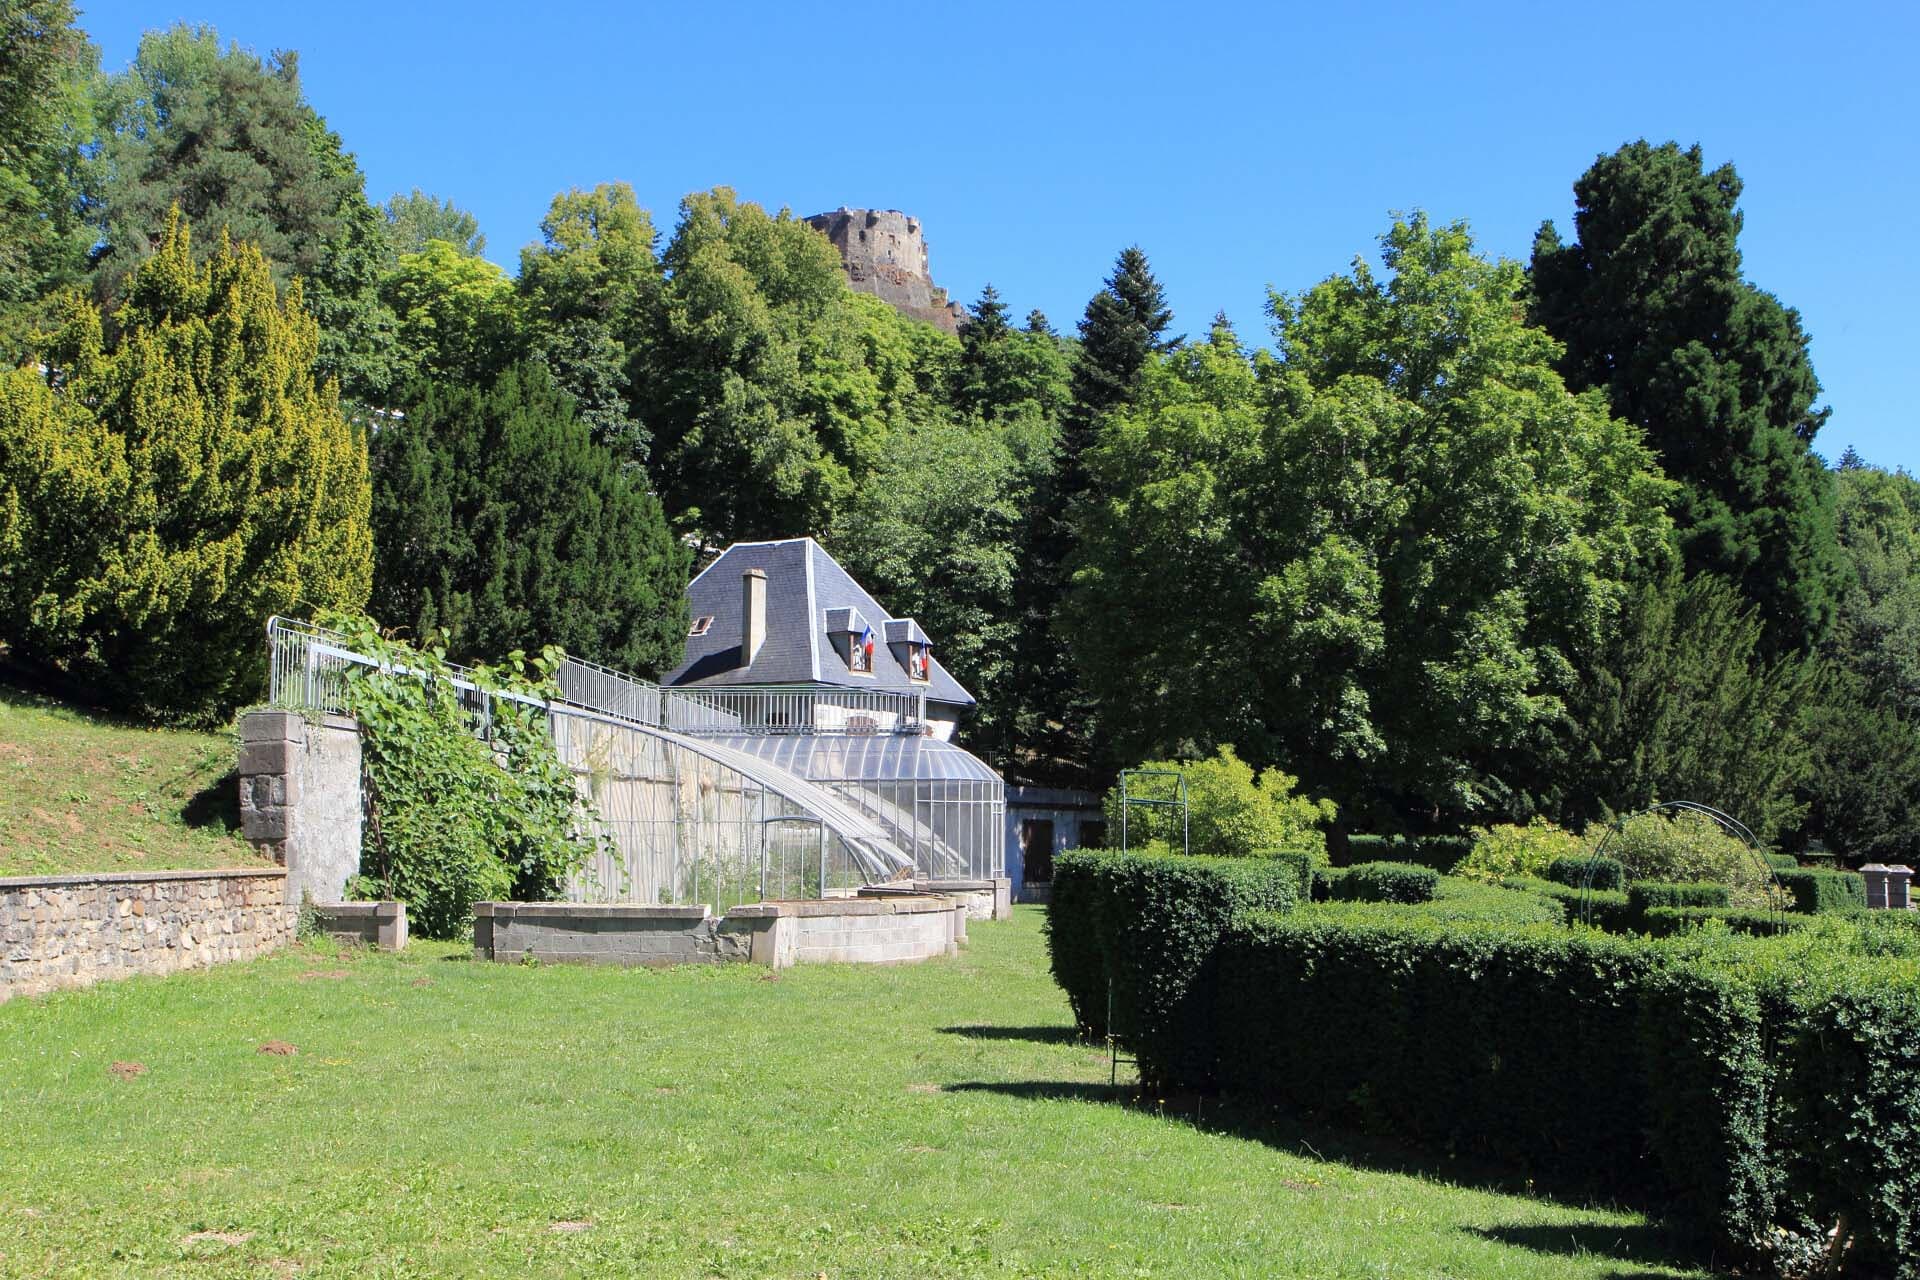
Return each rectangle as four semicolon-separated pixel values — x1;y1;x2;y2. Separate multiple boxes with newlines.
0;685;266;878
0;908;1714;1278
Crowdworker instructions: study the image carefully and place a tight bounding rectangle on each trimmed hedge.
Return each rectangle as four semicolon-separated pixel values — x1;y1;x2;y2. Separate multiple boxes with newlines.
1196;912;1920;1269
1764;852;1800;872
1322;878;1564;926
1328;861;1438;904
1630;881;1732;913
1334;833;1471;874
1640;907;1810;938
1546;854;1625;891
1505;876;1637;932
1044;848;1298;1079
1775;868;1866;915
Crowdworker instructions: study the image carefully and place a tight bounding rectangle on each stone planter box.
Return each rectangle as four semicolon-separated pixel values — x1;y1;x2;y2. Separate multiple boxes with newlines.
307;901;408;951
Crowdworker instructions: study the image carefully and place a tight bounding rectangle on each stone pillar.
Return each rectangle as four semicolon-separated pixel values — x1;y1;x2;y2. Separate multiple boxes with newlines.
1864;865;1892;909
237;710;363;905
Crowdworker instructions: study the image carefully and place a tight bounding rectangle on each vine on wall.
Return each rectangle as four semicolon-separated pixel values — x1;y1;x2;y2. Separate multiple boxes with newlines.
325;614;604;939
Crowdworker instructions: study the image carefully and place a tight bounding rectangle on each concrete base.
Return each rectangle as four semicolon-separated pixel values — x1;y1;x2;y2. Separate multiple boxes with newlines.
909;878;1012;921
308;901;407;950
472;896;963;970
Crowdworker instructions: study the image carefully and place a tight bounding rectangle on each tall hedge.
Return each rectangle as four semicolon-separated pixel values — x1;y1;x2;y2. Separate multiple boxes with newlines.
1775;867;1866;915
1045;848;1298;1081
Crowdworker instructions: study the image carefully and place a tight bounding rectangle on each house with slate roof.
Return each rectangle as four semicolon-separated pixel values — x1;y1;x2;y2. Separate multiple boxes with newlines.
661;538;977;742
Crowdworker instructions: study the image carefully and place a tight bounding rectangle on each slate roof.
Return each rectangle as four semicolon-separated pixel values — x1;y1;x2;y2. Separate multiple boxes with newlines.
662;538;976;709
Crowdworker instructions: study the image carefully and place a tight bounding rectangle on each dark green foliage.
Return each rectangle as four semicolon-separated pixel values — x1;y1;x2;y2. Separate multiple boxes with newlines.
1266;850;1318;902
0;0;95;357
88;26;396;403
1547;854;1624;891
1560;572;1824;841
1764;852;1801;871
1629;882;1732;913
1639;907;1806;938
1531;141;1844;654
332;617;603;939
1328;862;1437;904
1774;868;1865;915
1336;834;1471;874
1320;878;1564;926
1043;848;1298;1081
368;362;688;675
1504;876;1637;931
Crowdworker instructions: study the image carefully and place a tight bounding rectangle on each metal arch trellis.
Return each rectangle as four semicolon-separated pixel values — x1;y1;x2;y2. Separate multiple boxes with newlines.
1118;768;1190;857
1575;799;1790;929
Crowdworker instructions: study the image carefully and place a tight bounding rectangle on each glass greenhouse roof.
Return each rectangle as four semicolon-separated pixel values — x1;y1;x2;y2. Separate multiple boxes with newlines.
713;733;1005;786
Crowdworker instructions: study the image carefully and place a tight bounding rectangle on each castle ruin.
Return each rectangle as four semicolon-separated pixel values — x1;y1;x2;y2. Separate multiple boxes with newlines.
805;208;967;334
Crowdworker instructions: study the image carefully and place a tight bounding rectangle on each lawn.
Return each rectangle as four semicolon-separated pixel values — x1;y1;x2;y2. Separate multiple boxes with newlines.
0;908;1714;1279
0;685;266;878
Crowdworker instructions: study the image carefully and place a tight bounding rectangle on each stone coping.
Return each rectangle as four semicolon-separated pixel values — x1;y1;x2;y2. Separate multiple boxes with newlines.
473;901;710;921
0;866;287;891
909;878;1004;892
728;896;954;919
310;901;405;919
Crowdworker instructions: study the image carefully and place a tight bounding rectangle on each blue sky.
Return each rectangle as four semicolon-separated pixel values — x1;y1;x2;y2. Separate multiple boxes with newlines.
76;1;1919;471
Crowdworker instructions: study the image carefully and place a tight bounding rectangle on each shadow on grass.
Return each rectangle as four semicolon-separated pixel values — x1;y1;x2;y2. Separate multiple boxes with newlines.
1466;1222;1708;1276
180;768;241;833
938;1024;1086;1046
942;1080;1712;1277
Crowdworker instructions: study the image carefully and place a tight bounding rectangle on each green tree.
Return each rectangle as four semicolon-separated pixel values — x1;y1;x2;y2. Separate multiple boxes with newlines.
380;239;523;386
638;187;908;550
517;183;660;457
1075;216;1676;829
0;210;372;721
382;189;485;258
1562;572;1824;843
1101;745;1335;859
1531;141;1845;654
88;25;396;403
368;362;688;675
0;0;97;358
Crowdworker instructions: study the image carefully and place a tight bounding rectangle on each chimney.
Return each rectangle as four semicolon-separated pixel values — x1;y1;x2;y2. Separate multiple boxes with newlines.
741;569;767;666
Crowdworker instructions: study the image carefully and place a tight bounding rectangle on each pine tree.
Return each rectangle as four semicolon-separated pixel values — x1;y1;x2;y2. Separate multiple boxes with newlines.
369;362;689;675
1531;141;1845;654
0;210;372;721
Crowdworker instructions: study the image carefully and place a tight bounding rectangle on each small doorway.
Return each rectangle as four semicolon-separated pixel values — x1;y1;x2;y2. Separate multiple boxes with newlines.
1020;819;1055;886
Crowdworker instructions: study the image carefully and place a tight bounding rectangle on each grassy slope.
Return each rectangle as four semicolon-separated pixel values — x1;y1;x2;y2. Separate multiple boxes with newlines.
0;909;1711;1279
0;686;267;878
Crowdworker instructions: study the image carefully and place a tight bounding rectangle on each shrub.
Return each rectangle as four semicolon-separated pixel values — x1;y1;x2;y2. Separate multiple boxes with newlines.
1630;881;1732;913
1639;907;1808;938
1606;810;1772;906
335;619;604;938
1043;848;1299;1076
1456;819;1585;883
1318;877;1564;926
1774;868;1866;915
1546;854;1625;891
1328;862;1438;904
1506;876;1636;931
1335;833;1471;873
1764;852;1800;871
1104;746;1336;859
1414;834;1475;874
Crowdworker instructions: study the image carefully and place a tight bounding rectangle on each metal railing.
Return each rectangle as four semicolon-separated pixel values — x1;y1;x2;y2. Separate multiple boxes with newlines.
661;685;927;737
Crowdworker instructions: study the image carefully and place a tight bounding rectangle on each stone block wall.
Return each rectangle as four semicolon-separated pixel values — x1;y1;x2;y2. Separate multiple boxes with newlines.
238;710;363;904
0;869;294;1003
308;901;408;950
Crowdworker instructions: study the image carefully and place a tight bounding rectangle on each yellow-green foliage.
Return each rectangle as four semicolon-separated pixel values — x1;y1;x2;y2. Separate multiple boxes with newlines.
1104;744;1336;858
0;210;370;721
1607;809;1775;907
1456;818;1586;883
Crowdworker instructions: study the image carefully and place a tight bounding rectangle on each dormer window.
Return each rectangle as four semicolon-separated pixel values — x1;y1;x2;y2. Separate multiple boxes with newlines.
907;643;930;682
688;616;713;638
850;624;875;673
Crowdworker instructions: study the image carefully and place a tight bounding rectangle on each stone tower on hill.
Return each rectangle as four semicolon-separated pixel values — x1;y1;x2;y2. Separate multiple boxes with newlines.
804;208;967;334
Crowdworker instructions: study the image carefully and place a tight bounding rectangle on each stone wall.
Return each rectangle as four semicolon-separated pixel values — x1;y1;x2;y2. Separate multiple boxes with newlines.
308;901;408;950
804;207;967;333
238;710;363;904
0;869;294;1003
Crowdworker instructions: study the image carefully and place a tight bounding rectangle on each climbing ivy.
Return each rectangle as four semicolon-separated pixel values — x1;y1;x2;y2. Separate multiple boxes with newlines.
325;614;603;939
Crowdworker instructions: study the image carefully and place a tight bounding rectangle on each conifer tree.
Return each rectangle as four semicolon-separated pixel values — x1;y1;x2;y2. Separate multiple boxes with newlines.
369;362;688;675
1531;141;1845;653
0;210;372;720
